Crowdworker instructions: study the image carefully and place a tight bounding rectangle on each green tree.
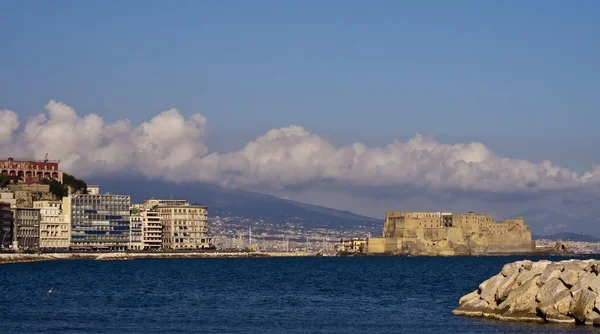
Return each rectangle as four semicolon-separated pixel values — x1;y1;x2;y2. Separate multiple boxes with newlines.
41;178;68;199
62;173;88;194
0;174;8;188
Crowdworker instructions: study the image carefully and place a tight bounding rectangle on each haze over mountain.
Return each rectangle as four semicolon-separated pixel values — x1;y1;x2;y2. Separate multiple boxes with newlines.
505;209;600;236
91;177;381;230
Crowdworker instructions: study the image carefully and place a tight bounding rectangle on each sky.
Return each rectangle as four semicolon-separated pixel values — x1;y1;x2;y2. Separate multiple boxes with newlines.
1;1;600;221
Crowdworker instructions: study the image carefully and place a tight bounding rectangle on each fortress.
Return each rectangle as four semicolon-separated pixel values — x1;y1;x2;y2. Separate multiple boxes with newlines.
364;211;535;256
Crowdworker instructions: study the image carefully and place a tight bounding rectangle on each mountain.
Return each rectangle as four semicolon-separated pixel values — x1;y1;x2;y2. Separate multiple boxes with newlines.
87;177;381;230
504;209;600;236
532;232;600;242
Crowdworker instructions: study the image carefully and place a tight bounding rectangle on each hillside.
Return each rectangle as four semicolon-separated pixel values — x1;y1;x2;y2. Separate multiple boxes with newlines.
88;177;381;230
532;232;600;242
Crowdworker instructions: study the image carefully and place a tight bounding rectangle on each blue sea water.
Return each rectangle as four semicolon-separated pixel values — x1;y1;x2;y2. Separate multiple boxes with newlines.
0;256;597;333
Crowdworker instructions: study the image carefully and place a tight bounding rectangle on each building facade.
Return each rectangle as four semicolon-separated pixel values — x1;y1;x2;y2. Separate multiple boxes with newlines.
12;207;40;250
1;157;63;183
65;194;131;250
0;202;13;249
129;211;143;250
142;210;162;250
34;200;70;250
159;203;211;250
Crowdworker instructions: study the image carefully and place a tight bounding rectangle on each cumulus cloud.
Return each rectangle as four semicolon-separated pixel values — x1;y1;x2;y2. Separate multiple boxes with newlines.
0;109;20;145
1;100;600;198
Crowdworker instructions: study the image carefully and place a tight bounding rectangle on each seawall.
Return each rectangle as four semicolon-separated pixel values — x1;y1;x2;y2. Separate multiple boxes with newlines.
0;251;320;264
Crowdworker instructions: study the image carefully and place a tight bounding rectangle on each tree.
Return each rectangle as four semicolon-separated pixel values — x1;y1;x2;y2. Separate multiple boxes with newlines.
41;178;68;199
62;173;87;194
0;174;8;188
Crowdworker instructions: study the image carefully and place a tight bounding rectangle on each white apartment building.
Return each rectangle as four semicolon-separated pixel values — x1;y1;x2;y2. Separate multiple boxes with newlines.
34;200;69;249
142;210;162;250
129;211;143;250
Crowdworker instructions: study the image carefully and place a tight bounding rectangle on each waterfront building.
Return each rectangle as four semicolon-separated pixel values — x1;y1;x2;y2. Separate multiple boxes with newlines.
129;210;143;250
12;207;40;250
0;202;13;249
157;201;212;250
34;200;70;250
64;194;131;251
0;157;63;183
142;210;162;250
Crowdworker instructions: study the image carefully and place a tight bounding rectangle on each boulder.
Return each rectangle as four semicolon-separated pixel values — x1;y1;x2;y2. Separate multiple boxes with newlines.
570;289;598;323
559;269;579;288
545;309;575;324
496;270;519;302
454;259;600;326
459;290;479;306
452;298;489;317
480;274;504;304
501;260;531;277
537;289;572;316
538;268;561;286
585;311;600;326
498;276;540;315
535;278;567;304
571;272;597;295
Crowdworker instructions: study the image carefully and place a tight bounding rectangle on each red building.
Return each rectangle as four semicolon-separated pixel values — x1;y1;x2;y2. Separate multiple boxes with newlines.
0;157;63;184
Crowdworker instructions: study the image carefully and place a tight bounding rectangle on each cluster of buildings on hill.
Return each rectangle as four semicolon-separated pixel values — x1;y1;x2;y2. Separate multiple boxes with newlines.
339;211;537;255
0;157;213;252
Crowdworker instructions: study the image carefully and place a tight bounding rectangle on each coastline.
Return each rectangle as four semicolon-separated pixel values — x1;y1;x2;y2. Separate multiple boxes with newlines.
0;251;320;264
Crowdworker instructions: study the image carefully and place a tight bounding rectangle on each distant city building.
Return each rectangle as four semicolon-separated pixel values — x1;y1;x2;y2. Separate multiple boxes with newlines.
145;199;189;208
338;238;367;252
0;202;13;249
87;185;100;195
64;194;131;251
34;200;70;250
142;210;162;250
12;207;40;250
0;189;16;208
0;157;63;183
157;201;211;250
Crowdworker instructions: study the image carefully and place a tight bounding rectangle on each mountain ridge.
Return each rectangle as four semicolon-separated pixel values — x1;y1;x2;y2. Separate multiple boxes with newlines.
88;177;381;230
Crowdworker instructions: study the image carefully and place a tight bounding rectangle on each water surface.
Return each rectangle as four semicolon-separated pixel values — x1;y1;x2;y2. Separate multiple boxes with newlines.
0;256;596;333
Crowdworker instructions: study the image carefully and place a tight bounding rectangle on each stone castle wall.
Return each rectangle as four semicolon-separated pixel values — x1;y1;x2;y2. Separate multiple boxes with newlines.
367;211;534;255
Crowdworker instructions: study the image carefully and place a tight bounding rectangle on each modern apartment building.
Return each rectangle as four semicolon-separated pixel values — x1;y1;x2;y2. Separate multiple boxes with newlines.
0;202;13;249
158;202;211;250
129;211;143;250
142;210;162;250
34;200;70;250
12;207;40;250
64;194;131;250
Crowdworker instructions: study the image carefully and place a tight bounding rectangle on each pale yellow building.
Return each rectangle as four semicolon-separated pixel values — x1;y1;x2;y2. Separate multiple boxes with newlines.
34;200;70;249
158;203;211;250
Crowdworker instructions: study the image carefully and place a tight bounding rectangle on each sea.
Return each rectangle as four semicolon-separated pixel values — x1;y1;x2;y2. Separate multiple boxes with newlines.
1;255;598;333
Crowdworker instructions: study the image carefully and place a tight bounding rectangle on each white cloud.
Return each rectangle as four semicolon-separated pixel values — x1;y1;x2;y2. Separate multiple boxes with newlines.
1;100;599;197
0;109;19;145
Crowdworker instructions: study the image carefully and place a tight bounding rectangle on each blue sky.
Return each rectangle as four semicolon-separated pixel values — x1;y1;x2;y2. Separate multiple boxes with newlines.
1;1;600;222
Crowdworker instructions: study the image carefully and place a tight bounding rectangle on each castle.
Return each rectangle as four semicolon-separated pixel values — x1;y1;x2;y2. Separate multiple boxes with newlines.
364;211;534;255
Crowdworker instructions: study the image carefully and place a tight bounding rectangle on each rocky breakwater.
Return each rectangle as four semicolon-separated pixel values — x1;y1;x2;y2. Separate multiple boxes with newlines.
453;259;600;325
